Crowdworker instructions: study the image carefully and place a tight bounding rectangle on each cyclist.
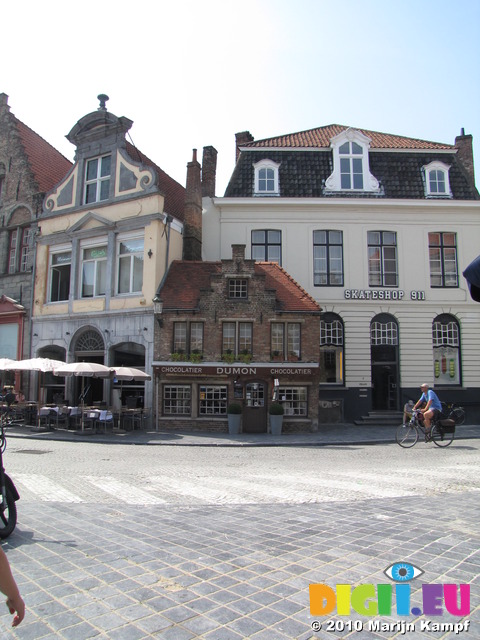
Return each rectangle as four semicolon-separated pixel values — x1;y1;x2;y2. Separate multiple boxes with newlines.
413;383;442;441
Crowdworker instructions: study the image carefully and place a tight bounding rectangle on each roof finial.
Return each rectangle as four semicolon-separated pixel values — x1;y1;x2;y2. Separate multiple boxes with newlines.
97;94;109;111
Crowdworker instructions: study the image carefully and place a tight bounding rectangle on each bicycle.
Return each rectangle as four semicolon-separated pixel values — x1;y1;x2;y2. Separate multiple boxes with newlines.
0;404;25;428
0;423;20;538
396;409;456;448
441;402;465;426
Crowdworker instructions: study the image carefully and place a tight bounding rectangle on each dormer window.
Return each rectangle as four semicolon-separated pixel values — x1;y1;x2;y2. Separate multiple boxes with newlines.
423;161;451;198
325;129;380;193
254;160;280;196
84;154;111;204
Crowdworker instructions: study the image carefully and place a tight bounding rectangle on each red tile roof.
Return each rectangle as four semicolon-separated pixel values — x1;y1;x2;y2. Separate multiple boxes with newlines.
15;119;73;193
242;124;454;151
160;259;321;314
126;142;185;220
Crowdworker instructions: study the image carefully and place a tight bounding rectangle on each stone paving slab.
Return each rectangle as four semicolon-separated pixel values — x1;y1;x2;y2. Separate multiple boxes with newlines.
0;492;478;638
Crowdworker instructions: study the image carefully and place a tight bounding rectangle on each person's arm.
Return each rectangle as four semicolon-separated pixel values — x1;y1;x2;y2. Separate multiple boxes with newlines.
413;395;424;410
0;548;25;627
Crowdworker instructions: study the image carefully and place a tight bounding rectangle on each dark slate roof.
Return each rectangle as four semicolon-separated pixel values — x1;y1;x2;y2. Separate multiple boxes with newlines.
126;142;185;220
15;119;73;194
159;260;321;313
225;125;478;200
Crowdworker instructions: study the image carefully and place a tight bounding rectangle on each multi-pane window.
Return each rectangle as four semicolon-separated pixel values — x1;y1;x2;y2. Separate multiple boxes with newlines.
313;230;344;286
173;322;204;355
199;385;227;415
163;385;191;415
368;231;398;286
424;162;451;197
432;315;460;385
84;155;111;204
228;279;248;298
271;323;300;359
251;230;281;264
8;227;33;274
254;160;279;195
428;232;458;287
320;315;344;384
429;170;446;194
277;387;307;416
371;320;398;345
81;245;107;297
222;322;252;355
49;250;71;302
339;141;363;190
117;237;144;294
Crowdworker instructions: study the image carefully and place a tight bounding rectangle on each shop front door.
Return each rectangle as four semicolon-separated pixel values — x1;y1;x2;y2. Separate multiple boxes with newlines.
243;382;267;433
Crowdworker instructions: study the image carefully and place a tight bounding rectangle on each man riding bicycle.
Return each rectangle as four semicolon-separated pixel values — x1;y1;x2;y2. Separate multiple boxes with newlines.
413;383;442;441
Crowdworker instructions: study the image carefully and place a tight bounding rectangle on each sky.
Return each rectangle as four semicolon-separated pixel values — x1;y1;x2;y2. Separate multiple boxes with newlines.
3;0;480;195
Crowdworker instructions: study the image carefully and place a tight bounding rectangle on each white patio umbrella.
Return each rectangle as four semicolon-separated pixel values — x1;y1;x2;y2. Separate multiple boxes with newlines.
0;358;16;370
54;362;114;431
4;357;66;427
113;366;151;381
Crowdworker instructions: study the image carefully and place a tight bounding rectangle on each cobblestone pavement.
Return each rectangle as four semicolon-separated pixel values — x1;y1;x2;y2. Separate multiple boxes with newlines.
0;492;478;639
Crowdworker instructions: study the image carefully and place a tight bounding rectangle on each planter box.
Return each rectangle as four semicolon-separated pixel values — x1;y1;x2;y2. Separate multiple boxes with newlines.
227;414;241;434
270;414;283;435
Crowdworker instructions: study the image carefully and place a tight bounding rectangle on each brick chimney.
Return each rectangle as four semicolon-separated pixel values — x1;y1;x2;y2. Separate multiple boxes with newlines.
455;128;476;188
183;149;202;261
235;131;254;162
202;146;217;197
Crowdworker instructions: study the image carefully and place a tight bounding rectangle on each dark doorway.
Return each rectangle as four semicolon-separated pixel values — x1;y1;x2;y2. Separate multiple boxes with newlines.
243;382;267;433
370;314;399;411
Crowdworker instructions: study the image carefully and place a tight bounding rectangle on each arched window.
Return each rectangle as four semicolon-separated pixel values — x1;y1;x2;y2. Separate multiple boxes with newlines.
253;159;280;196
432;314;460;385
423;161;452;198
320;313;344;384
74;329;105;354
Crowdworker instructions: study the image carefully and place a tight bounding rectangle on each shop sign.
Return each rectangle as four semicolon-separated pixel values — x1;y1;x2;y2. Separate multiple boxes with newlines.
344;290;425;301
156;364;317;376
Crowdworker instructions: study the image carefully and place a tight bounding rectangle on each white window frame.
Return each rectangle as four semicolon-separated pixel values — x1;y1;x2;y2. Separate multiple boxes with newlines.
80;239;108;298
116;234;144;295
84;154;111;204
325;129;380;193
253;159;280;196
423;161;452;198
48;245;72;303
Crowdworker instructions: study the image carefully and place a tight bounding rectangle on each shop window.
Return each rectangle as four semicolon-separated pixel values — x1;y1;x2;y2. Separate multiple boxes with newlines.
320;314;344;384
428;232;458;288
84;154;111;204
313;230;344;286
163;385;191;415
278;386;307;416
49;249;72;302
432;314;460;385
368;231;398;287
199;385;227;415
251;229;282;264
271;322;301;360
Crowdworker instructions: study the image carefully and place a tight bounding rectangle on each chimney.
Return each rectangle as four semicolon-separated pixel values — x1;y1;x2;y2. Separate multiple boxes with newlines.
0;93;10;112
202;146;217;198
183;149;202;261
455;128;476;187
235;131;254;163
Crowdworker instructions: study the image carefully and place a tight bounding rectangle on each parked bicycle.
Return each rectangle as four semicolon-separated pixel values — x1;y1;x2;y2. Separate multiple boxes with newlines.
441;402;465;426
0;423;20;538
396;409;456;448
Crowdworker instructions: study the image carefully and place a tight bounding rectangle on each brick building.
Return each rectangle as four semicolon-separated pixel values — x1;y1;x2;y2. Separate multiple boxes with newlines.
152;244;322;433
0;93;72;390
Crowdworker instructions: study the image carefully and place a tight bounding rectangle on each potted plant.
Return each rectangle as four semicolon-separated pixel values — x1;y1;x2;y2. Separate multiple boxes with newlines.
222;350;235;364
227;402;242;434
190;350;203;363
269;402;284;435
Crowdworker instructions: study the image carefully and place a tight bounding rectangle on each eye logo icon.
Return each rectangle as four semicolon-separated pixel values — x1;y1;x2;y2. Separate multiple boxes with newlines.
384;562;424;582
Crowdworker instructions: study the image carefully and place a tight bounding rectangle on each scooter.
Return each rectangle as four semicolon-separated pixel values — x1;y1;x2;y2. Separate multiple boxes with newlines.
0;421;20;538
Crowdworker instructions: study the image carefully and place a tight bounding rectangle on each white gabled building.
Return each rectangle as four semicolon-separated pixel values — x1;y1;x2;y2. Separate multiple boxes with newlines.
202;125;480;423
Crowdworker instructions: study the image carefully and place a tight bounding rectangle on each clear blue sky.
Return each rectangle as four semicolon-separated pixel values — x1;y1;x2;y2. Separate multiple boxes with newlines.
3;0;480;194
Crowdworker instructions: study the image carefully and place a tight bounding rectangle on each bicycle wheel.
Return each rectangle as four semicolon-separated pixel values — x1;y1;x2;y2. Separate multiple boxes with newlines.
0;487;17;539
451;407;465;426
431;425;454;448
396;424;418;448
